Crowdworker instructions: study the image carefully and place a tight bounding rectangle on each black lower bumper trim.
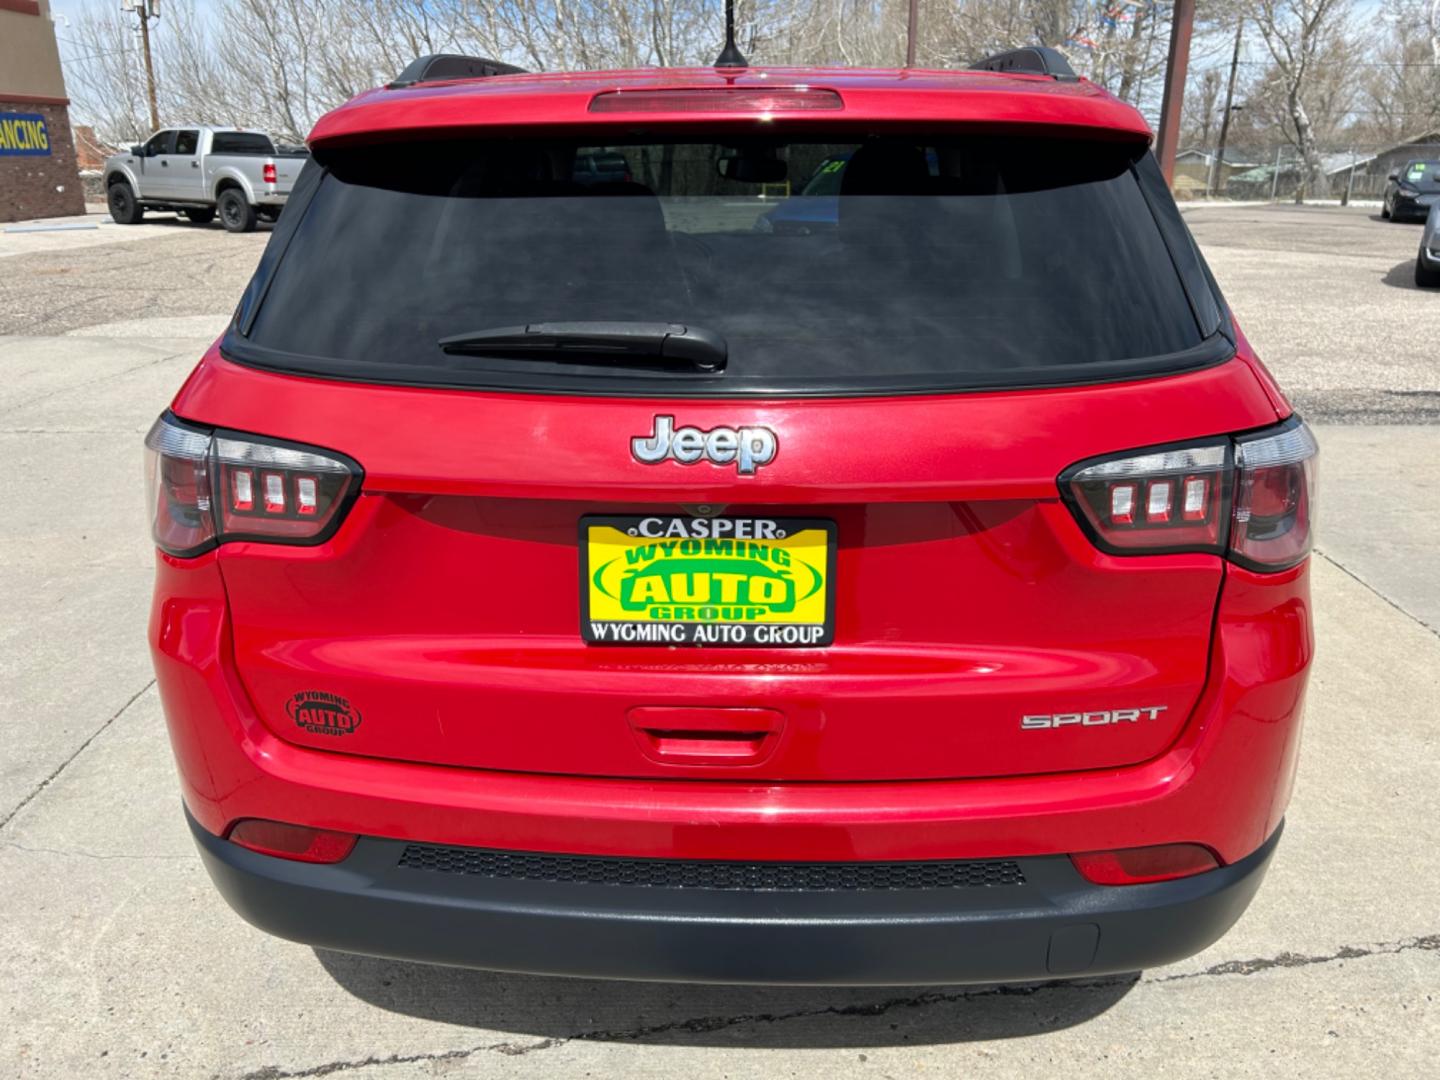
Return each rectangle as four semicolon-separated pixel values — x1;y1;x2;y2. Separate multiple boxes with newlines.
188;809;1281;986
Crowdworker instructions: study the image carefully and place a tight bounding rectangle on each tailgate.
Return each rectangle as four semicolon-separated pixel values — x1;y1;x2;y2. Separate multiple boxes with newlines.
184;351;1279;782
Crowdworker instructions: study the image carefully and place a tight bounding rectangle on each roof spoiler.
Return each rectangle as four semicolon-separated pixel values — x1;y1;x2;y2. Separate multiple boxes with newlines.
969;46;1078;83
388;54;528;90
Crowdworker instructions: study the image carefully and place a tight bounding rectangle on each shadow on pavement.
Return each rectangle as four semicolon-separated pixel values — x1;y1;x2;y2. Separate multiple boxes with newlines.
1381;257;1425;290
123;214;274;233
314;948;1138;1048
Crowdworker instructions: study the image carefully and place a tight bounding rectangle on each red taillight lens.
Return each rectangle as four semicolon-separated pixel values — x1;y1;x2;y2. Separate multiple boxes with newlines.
227;819;358;864
213;433;357;542
1230;422;1318;571
1063;440;1229;553
144;417;215;556
1071;843;1220;885
262;162;277;184
1061;419;1317;571
589;87;844;114
144;414;360;556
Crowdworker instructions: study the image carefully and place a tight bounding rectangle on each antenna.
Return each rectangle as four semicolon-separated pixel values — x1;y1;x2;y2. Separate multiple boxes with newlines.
714;0;748;68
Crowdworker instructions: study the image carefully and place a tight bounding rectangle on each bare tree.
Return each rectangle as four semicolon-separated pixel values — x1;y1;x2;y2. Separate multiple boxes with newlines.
62;2;152;144
1246;0;1354;201
1183;66;1224;145
62;0;1429;179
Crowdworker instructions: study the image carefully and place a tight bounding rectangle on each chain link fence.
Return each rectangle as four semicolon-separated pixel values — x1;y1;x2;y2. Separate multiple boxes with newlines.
1172;141;1440;203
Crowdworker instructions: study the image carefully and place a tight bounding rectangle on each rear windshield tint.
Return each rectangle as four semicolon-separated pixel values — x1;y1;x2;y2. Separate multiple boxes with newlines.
210;132;275;155
233;135;1223;396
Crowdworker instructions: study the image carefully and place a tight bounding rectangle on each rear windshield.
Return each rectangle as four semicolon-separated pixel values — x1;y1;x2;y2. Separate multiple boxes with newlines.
233;134;1223;396
210;132;275;155
1401;161;1440;191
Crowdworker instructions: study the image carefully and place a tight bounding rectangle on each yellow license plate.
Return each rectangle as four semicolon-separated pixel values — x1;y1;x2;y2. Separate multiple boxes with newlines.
581;515;836;647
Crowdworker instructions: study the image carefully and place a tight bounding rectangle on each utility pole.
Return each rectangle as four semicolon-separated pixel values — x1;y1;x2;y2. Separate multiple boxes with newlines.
1154;0;1197;185
1208;18;1244;198
127;0;161;133
905;0;919;67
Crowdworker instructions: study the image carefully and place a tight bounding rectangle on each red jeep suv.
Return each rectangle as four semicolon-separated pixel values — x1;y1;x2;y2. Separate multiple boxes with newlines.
146;48;1316;985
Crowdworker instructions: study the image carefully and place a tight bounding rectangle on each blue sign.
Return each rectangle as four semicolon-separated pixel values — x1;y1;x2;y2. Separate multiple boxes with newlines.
0;113;52;156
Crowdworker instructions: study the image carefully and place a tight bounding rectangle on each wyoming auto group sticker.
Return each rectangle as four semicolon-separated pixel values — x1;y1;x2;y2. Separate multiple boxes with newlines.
581;515;836;647
287;690;361;736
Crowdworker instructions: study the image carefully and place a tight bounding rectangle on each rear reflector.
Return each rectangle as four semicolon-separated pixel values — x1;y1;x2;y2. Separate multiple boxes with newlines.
227;819;358;864
1071;843;1220;886
1060;418;1317;571
144;413;361;557
589;87;844;114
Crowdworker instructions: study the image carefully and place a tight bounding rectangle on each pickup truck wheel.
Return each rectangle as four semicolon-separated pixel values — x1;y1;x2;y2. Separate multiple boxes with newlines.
107;182;144;225
218;189;257;233
183;208;216;224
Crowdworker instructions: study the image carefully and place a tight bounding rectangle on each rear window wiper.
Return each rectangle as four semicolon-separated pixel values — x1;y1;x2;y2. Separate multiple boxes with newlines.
438;322;727;373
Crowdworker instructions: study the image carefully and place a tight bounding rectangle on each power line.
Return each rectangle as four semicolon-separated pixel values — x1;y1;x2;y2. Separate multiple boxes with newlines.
1191;58;1440;71
58;45;139;64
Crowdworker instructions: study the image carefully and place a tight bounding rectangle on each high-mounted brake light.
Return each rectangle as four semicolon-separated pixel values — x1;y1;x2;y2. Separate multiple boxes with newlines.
144;413;361;557
1060;418;1317;571
589;87;844;114
262;162;277;184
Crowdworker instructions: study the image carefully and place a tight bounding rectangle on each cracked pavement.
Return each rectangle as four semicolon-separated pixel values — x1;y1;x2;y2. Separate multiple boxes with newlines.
2;205;1437;1077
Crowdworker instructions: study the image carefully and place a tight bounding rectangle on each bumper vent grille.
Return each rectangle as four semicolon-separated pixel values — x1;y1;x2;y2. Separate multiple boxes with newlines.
397;844;1026;891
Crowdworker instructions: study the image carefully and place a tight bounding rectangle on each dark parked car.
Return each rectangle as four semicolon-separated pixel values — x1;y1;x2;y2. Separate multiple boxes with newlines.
1417;204;1440;287
1382;159;1440;222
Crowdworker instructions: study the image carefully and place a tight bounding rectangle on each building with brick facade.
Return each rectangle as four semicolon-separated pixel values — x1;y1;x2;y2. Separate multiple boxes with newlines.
1;0;85;221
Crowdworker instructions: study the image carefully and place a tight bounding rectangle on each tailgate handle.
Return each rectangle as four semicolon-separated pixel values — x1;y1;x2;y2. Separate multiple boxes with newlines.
627;707;784;766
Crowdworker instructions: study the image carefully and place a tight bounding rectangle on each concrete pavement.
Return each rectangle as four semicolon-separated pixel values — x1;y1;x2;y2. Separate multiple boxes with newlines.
2;205;1437;1078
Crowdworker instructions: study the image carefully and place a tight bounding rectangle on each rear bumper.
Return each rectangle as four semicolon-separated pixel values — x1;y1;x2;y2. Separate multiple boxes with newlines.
1392;196;1435;220
189;807;1281;985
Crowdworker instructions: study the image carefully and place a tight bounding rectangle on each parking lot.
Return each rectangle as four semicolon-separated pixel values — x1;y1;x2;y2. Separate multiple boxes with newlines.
1;204;1437;1077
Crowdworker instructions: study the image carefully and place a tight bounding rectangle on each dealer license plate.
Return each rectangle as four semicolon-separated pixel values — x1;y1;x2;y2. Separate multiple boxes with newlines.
580;515;836;647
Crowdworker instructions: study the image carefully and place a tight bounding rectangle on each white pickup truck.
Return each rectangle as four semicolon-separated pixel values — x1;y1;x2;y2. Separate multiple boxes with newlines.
103;126;306;233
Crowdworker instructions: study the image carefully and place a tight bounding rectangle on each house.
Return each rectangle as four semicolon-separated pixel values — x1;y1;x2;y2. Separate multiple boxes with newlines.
1220;133;1440;200
1343;132;1440;198
1172;148;1260;198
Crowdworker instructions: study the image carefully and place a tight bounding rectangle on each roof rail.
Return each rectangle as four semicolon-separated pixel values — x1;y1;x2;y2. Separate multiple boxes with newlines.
969;46;1079;83
388;54;528;90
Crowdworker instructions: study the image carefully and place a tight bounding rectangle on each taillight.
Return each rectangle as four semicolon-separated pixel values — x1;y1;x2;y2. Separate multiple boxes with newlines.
227;819;358;864
262;162;277;184
1071;843;1220;885
144;412;360;557
1063;439;1229;553
1060;418;1317;571
1229;422;1318;571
